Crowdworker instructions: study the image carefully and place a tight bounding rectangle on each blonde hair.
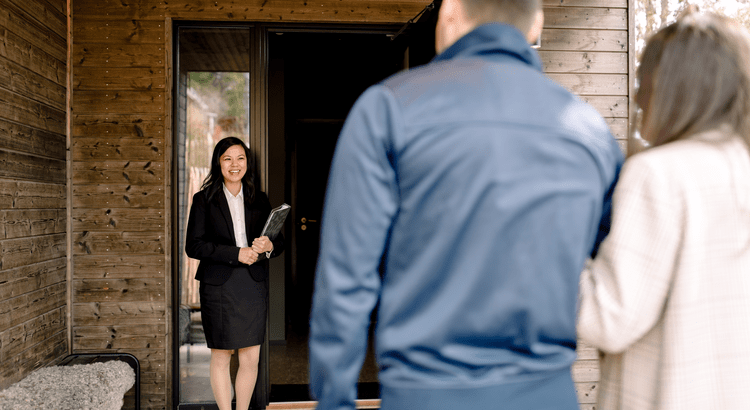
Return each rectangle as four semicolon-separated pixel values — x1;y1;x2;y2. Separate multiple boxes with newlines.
636;11;750;148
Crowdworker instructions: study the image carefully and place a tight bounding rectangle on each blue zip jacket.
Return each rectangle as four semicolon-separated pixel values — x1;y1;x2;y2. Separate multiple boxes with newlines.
309;23;623;410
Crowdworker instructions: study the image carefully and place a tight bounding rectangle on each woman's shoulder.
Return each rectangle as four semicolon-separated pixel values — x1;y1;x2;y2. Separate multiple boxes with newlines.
636;129;744;166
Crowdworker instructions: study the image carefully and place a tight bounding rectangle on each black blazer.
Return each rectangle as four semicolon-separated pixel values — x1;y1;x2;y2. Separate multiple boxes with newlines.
185;184;284;285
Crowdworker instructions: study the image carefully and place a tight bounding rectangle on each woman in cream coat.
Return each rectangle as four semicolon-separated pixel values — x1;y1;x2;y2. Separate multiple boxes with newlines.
577;11;750;410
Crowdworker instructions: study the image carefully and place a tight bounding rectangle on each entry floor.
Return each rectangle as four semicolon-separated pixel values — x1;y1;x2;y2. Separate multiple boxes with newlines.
179;326;379;404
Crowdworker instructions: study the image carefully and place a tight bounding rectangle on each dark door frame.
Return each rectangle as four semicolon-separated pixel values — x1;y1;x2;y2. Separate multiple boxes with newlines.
171;20;417;409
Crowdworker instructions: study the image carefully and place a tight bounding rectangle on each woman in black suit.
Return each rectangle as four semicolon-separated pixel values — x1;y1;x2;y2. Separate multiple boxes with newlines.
185;137;283;410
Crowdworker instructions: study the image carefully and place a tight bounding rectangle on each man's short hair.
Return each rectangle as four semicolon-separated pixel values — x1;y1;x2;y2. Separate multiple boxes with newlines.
461;0;542;35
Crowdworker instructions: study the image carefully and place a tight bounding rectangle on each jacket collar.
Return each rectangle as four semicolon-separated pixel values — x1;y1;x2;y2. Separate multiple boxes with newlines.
433;23;543;72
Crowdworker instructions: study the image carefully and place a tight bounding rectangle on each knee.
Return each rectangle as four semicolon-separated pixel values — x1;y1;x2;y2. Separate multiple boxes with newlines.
238;346;260;368
211;349;233;367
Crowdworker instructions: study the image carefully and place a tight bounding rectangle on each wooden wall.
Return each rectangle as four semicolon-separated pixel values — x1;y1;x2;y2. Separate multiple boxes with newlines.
64;0;629;409
0;0;69;390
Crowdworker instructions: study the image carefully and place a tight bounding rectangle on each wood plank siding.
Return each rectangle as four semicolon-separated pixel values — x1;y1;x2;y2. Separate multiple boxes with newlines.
0;0;69;390
0;0;630;408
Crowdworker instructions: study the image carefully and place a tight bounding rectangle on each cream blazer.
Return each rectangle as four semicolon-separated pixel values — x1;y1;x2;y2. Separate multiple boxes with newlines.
578;128;750;410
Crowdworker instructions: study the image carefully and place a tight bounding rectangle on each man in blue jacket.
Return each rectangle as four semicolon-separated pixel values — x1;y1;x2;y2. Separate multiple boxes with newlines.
309;0;623;408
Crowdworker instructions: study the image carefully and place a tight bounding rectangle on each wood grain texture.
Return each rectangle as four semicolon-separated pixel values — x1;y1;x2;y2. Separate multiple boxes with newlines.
0;306;65;363
575;382;599;404
73;301;167;326
607;118;627;139
72;137;164;161
540;29;627;52
581;95;629;118
73;231;165;255
548;73;628;95
73;254;166;279
72;160;164;185
0;87;66;134
0;233;66;270
72;184;165;208
0;57;66;110
0;118;66;159
0;0;68;394
72;208;164;232
544;7;627;30
5;0;66;39
72;18;166;44
572;359;601;383
71;0;431;23
74;66;166;90
72;90;166;115
73;114;166;138
0;282;66;329
0;209;66;239
73;42;166;67
0;0;66;62
0;179;66;209
0;258;66;299
540;50;627;74
0;150;66;184
0;27;67;84
73;278;166;302
0;330;66;390
544;0;626;6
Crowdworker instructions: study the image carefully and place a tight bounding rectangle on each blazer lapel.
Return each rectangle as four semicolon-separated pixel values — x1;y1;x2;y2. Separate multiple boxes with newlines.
215;190;236;245
243;188;262;240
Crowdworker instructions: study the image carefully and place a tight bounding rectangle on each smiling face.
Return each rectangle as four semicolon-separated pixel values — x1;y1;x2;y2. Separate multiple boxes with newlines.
220;144;247;187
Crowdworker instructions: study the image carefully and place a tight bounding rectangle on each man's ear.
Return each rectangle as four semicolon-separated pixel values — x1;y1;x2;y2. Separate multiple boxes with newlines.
526;9;544;45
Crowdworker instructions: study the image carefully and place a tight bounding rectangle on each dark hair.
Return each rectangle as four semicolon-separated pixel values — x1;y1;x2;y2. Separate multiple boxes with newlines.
636;10;750;147
201;136;256;203
461;0;542;34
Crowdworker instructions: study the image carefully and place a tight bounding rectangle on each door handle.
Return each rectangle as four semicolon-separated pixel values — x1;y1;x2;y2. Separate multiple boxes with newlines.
299;217;318;231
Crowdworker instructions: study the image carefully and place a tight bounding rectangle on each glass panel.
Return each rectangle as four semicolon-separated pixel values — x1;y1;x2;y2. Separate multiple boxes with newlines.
176;26;251;405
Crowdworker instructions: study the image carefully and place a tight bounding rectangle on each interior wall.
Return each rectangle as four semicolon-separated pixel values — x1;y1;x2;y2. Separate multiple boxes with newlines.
0;0;69;390
66;0;629;409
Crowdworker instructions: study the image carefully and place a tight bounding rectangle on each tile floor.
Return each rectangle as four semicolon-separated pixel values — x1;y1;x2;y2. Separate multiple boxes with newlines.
179;326;379;404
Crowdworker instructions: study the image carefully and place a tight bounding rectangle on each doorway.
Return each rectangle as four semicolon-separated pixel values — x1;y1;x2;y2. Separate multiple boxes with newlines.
173;9;439;407
267;30;407;401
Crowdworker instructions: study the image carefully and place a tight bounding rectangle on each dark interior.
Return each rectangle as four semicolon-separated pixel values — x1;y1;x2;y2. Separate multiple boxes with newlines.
268;30;408;401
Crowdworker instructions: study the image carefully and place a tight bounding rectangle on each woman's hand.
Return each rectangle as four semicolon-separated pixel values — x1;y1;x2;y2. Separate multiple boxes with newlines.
238;247;259;265
252;236;274;255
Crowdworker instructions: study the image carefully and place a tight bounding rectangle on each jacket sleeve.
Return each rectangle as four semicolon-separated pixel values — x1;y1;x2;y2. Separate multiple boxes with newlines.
185;192;241;265
308;85;400;410
577;153;682;353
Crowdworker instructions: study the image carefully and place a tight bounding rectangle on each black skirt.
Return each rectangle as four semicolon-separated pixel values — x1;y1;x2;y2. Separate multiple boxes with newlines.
199;266;267;350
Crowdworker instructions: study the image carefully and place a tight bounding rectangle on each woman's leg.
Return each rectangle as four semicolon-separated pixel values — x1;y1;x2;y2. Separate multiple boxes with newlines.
234;345;261;410
209;348;234;410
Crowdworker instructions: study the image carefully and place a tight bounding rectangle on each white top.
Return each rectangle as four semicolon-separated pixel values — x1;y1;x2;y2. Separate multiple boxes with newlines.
223;183;248;248
578;128;750;410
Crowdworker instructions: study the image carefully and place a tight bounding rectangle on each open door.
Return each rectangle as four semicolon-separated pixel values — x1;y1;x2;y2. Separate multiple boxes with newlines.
268;2;441;403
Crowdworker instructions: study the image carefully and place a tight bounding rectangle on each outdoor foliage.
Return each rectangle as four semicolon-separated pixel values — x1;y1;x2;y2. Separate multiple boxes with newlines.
636;0;750;61
186;72;250;167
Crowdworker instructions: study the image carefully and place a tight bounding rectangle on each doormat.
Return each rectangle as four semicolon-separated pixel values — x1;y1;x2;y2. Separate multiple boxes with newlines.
270;382;379;402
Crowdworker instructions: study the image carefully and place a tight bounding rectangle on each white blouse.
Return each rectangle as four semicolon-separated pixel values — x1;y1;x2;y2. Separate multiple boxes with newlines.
223;183;249;248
